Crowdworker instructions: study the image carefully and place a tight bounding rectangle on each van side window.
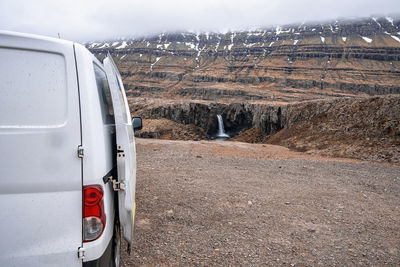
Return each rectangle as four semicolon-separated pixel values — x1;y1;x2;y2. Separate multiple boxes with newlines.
114;74;129;123
93;64;115;125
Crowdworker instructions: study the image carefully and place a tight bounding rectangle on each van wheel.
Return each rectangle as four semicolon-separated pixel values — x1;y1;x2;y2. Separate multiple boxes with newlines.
111;223;121;267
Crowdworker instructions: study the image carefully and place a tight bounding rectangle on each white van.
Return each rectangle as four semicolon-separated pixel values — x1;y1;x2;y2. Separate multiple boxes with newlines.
0;31;142;266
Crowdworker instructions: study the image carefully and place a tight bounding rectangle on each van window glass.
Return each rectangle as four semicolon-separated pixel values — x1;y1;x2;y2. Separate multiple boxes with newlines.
0;48;67;127
114;74;128;123
93;64;115;125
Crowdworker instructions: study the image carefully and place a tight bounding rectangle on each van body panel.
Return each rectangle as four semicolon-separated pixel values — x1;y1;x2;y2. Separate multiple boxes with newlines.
0;32;82;266
104;55;137;246
0;191;82;266
73;44;116;261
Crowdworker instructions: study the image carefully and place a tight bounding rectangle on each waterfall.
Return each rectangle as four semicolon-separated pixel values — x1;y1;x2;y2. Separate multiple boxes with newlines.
216;114;229;138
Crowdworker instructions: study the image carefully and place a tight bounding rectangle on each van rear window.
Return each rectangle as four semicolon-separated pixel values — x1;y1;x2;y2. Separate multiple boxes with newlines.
0;48;67;127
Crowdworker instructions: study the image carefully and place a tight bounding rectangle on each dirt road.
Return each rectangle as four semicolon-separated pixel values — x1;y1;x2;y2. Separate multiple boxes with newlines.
122;138;400;266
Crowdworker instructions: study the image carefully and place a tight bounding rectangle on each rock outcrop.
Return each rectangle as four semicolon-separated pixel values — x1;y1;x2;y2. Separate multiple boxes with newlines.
132;95;400;162
266;95;400;162
130;95;400;140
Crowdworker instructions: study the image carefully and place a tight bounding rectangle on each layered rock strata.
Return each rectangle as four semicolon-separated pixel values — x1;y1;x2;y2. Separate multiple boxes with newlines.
87;16;400;104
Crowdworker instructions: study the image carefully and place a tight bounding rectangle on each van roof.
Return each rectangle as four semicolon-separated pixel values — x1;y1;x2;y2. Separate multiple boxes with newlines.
0;30;74;48
0;30;103;67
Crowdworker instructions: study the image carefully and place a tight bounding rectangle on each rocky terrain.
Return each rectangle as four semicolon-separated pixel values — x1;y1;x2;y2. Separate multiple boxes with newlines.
87;16;400;163
122;139;400;266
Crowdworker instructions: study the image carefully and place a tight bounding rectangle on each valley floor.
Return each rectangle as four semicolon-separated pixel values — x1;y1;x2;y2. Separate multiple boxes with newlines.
122;138;400;266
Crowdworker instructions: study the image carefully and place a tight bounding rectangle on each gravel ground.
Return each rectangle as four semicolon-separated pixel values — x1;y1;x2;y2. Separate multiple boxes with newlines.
122;138;400;266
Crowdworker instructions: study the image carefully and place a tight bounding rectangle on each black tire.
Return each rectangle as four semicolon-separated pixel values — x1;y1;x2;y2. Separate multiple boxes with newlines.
111;223;121;267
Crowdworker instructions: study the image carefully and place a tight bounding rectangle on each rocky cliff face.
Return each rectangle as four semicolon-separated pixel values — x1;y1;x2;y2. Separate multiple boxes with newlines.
266;96;400;162
87;16;400;104
132;95;400;162
130;95;400;140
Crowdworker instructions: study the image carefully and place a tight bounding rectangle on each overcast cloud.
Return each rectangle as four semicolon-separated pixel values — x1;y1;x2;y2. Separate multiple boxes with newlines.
1;0;399;41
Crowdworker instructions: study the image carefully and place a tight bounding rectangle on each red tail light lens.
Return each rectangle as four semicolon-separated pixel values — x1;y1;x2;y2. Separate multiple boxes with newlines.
84;186;103;206
83;185;106;242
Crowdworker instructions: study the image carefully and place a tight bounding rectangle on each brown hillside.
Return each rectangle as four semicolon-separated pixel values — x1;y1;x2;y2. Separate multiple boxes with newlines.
88;16;400;104
266;96;400;163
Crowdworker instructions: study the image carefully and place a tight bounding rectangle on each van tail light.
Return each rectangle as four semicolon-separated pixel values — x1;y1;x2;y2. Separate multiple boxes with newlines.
83;185;106;242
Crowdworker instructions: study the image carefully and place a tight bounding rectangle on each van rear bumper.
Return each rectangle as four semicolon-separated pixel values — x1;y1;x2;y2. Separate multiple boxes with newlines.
83;235;113;267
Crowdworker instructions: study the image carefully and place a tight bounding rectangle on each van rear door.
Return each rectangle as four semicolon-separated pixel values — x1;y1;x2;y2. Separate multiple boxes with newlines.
0;32;83;266
103;55;136;250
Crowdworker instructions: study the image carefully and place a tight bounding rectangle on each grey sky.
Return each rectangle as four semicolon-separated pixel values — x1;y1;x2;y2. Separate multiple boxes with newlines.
1;0;399;41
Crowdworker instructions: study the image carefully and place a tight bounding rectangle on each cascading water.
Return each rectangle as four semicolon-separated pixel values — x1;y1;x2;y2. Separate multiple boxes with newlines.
216;114;229;139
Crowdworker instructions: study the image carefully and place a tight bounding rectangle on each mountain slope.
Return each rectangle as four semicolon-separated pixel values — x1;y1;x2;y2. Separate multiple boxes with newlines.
87;16;400;104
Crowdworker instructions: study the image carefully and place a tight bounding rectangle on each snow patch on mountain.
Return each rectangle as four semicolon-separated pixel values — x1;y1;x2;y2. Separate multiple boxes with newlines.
386;17;394;27
362;36;373;43
385;31;400;43
150;57;161;71
372;17;382;28
116;41;128;49
185;42;196;50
